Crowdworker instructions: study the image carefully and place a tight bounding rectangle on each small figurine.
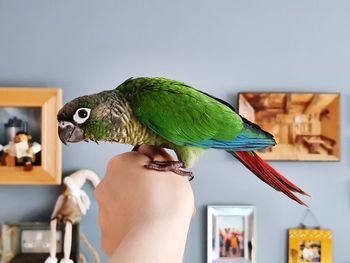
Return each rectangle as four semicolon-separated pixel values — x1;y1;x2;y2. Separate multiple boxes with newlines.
45;169;100;263
3;131;41;170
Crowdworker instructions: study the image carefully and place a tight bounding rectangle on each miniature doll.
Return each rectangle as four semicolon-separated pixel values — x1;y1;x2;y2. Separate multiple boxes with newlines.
45;169;100;263
3;131;41;170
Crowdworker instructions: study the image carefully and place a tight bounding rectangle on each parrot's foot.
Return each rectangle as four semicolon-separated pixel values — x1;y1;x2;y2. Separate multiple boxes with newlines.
45;257;58;263
59;259;74;263
144;161;194;181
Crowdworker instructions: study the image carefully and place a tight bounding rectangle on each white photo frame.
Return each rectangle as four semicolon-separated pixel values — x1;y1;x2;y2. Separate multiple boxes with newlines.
207;205;256;263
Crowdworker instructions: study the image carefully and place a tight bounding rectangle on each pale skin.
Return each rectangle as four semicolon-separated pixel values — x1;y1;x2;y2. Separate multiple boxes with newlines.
94;145;195;263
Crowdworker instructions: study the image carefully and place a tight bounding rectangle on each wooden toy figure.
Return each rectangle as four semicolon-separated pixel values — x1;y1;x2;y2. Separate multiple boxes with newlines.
2;131;41;170
45;169;100;263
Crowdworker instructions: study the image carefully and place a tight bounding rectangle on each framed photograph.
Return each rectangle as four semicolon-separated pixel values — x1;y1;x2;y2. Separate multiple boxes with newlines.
0;88;62;184
238;93;340;161
288;229;332;263
207;205;256;263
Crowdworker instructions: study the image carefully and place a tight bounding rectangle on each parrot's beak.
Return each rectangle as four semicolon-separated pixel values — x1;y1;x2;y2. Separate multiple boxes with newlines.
58;121;84;144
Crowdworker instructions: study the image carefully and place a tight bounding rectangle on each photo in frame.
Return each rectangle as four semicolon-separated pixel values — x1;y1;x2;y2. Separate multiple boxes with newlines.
0;108;42;167
0;88;62;185
207;206;256;263
288;229;332;263
238;93;340;161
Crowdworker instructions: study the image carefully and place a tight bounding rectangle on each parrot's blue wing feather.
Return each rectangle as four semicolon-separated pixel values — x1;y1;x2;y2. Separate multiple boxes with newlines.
184;121;276;150
185;135;275;150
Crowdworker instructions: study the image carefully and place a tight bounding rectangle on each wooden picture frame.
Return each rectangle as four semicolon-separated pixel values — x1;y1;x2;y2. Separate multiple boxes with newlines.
288;229;332;263
238;93;340;161
0;88;62;185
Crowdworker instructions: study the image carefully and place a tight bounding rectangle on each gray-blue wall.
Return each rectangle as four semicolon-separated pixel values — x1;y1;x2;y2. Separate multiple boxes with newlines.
1;0;349;262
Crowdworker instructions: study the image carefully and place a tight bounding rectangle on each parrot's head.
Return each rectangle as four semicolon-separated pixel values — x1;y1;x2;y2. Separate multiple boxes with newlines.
57;92;115;144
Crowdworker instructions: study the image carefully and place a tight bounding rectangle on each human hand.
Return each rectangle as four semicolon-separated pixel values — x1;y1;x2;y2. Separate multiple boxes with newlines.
95;145;195;263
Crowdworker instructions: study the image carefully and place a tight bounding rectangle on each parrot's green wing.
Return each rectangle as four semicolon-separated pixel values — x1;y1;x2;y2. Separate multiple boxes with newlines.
116;77;245;148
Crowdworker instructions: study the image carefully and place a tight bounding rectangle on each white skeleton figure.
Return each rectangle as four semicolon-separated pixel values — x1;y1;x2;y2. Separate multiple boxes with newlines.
45;169;100;263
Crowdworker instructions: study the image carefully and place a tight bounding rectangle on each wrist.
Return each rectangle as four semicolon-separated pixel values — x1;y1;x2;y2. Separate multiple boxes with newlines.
110;214;192;263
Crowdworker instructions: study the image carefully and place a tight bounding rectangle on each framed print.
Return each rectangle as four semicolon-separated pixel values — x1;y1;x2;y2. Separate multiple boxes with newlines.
0;88;62;185
238;93;340;161
288;229;332;263
207;205;256;263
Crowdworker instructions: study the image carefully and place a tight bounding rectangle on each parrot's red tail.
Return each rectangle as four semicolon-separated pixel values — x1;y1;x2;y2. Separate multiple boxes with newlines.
231;151;309;206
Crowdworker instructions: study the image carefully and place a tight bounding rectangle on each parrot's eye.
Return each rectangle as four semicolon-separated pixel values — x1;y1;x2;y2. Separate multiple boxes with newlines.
73;108;91;124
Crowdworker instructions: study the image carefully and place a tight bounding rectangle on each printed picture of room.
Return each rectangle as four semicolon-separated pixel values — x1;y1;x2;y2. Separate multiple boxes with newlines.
238;93;340;161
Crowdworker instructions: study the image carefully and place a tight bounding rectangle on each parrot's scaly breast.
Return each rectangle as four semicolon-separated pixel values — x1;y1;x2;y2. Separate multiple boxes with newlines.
106;100;165;146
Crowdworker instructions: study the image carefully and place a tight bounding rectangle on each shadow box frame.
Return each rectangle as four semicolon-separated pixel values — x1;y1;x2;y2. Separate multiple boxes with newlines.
237;92;341;162
0;88;62;185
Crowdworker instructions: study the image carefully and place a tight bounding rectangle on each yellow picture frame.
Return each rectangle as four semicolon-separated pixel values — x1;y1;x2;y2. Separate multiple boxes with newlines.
288;229;332;263
0;88;62;185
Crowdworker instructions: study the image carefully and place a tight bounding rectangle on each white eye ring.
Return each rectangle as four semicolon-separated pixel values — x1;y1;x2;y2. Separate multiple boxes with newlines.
73;108;91;124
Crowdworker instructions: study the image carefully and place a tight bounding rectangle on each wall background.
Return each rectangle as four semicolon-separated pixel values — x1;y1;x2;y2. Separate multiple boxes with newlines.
1;0;350;262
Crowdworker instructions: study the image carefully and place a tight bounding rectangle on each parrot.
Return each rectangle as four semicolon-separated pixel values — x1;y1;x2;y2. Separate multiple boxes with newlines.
57;77;309;205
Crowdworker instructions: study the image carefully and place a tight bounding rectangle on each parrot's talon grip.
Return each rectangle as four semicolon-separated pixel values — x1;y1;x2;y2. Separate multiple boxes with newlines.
144;161;193;180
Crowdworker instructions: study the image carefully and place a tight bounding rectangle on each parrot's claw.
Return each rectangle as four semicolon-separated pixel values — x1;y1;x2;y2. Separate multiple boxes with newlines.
144;161;193;181
151;160;185;168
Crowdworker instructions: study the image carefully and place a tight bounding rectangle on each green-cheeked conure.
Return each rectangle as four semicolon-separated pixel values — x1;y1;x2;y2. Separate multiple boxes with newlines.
58;77;309;206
